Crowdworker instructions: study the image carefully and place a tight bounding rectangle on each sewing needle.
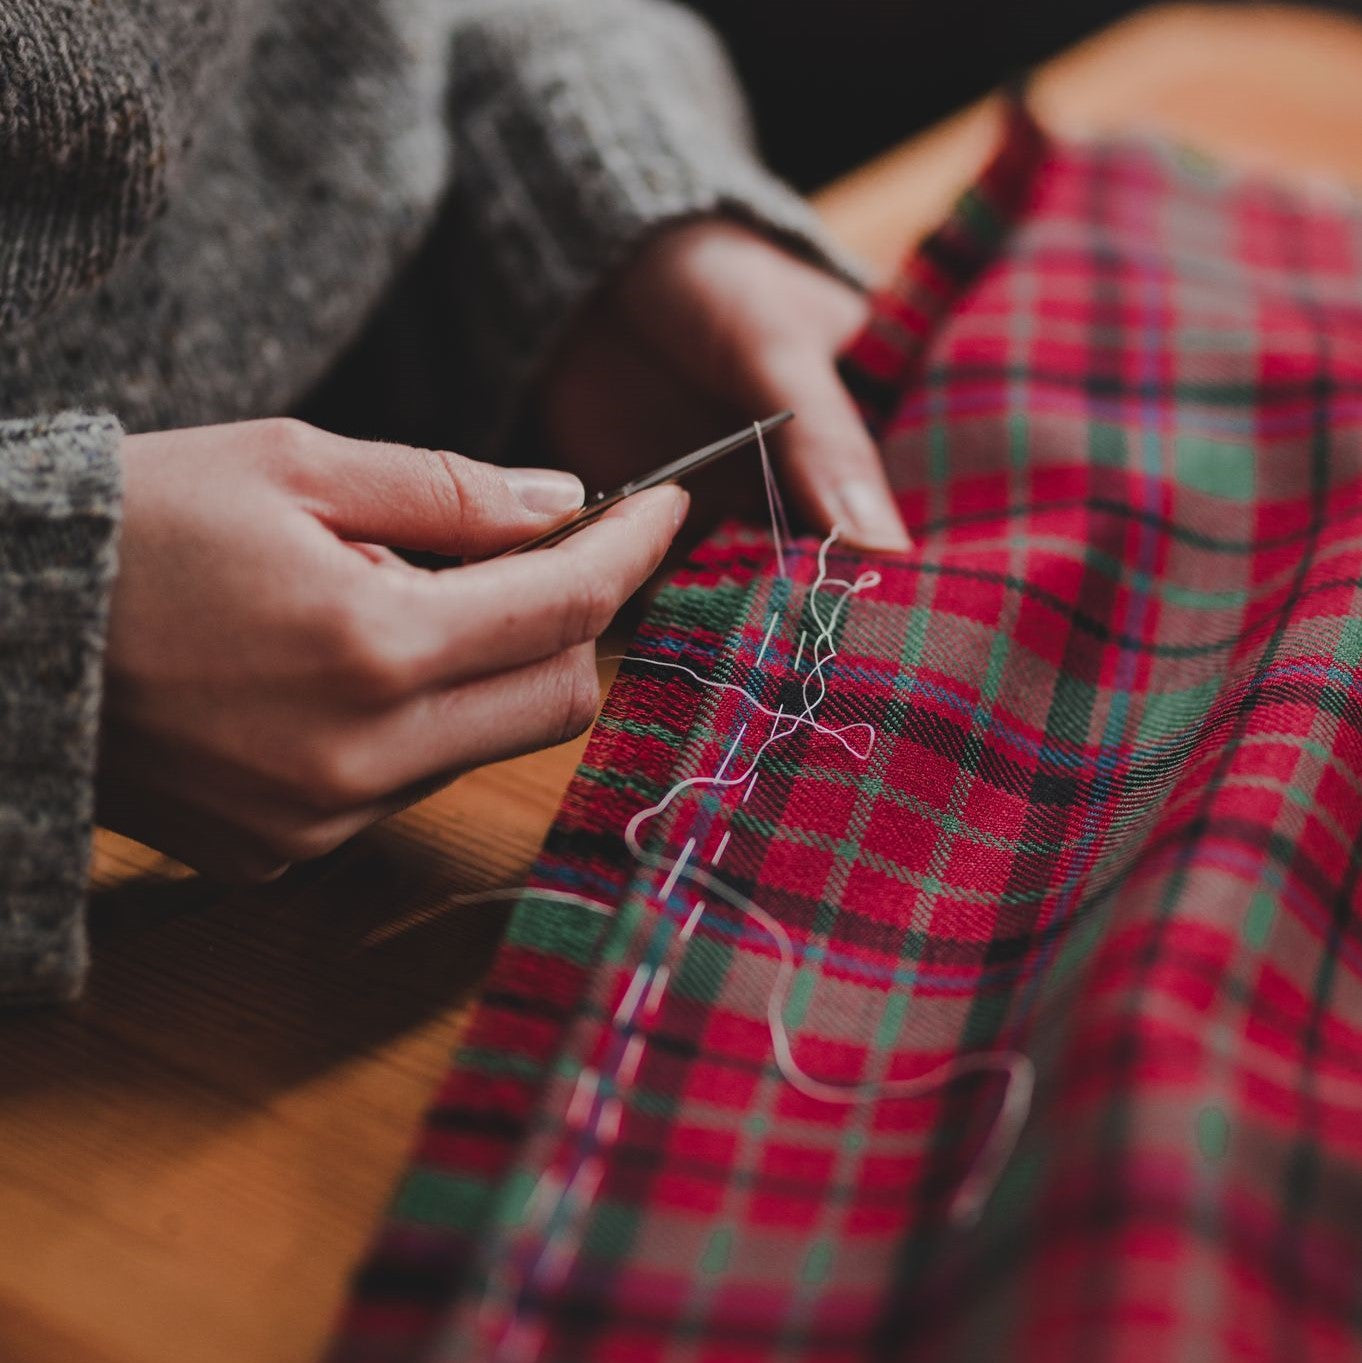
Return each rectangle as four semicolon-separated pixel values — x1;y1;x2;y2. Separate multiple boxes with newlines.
505;410;795;556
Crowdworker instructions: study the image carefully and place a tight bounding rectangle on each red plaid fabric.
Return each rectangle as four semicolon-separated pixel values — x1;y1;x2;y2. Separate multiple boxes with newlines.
328;105;1362;1363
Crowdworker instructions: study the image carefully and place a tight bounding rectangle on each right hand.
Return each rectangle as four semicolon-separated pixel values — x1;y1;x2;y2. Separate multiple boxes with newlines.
98;418;687;881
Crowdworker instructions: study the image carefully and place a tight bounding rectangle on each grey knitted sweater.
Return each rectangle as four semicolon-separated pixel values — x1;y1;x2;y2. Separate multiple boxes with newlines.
0;0;832;1004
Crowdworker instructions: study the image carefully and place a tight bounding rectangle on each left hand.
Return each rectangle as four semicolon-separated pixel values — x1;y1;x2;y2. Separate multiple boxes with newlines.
542;220;911;553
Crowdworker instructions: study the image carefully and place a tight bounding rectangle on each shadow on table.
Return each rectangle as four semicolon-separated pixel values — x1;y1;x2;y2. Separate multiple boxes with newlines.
0;822;511;1112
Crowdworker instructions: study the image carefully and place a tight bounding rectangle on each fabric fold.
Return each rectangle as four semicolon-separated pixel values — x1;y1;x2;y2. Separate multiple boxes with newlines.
329;107;1362;1363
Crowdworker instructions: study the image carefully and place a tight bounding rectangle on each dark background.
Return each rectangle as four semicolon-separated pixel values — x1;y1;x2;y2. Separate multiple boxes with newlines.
684;1;1359;190
304;1;1362;452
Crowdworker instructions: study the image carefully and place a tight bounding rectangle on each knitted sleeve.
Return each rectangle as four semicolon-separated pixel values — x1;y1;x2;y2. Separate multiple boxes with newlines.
0;0;260;333
447;0;859;449
0;414;122;1005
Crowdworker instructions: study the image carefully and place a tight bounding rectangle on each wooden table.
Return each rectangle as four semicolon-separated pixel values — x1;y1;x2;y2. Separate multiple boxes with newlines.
7;7;1362;1361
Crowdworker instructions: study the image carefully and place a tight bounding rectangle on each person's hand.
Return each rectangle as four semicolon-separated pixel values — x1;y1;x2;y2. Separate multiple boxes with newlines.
99;418;686;881
542;220;909;552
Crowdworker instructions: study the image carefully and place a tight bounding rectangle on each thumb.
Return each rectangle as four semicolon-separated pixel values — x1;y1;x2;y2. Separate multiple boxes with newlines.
299;428;585;557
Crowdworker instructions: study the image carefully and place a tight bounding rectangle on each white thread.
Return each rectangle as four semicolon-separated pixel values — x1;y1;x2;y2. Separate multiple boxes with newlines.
679;899;707;943
754;609;781;667
441;887;615;917
742;705;779;809
565;1068;601;1129
496;1316;543;1363
617;1035;647;1089
601;526;882;774
673;858;1035;1227
597;1096;624;1146
524;1155;605;1298
712;830;732;866
620;528;886;852
613;963;652;1027
796;531;883;737
614;526;1030;1228
642;965;672;1018
471;523;1030;1362
464;527;1028;1234
522;1171;565;1228
757;420;790;579
658;836;697;901
600;655;875;759
622;713;833;860
714;723;748;781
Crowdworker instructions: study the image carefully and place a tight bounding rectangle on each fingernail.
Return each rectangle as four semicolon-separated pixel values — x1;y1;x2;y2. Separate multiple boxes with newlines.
668;485;691;531
830;480;912;552
503;467;585;517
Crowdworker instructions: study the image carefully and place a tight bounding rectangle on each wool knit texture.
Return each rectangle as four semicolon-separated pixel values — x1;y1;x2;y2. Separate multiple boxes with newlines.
0;0;837;1004
329;108;1362;1363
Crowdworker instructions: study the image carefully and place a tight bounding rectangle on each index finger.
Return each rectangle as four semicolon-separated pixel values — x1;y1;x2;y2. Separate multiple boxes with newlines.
378;483;688;690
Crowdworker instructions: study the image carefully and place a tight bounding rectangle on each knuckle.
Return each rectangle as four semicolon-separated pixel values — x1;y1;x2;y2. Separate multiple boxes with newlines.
421;448;474;531
295;741;380;812
349;632;415;702
318;599;415;700
550;650;601;744
268;821;348;866
257;415;318;467
239;855;293;885
561;568;619;649
207;842;292;885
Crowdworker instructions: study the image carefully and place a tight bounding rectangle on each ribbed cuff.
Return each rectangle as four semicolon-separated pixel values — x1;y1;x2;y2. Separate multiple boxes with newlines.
0;413;123;1004
448;0;863;452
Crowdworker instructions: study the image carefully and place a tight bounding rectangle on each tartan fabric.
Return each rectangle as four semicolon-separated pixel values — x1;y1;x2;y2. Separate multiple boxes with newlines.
329;105;1362;1363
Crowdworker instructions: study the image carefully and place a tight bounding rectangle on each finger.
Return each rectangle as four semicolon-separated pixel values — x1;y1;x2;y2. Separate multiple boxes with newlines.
361;483;688;692
273;419;586;557
268;644;604;815
97;776;293;884
543;291;740;491
604;226;910;550
102;639;599;863
366;643;604;795
539;308;761;553
119;773;407;872
346;541;408;568
99;729;343;874
743;348;911;552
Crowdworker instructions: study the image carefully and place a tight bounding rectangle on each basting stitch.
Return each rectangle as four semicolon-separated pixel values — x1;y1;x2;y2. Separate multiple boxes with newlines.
461;526;1033;1363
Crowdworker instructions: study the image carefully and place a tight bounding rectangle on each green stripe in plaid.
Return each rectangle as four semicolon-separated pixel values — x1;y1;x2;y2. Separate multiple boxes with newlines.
329;105;1362;1363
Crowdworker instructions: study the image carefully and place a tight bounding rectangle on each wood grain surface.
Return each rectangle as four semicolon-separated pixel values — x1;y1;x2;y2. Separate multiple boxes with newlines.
6;7;1362;1362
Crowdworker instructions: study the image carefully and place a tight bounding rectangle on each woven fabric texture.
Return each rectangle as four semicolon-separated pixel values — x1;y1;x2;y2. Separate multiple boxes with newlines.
329;107;1362;1363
